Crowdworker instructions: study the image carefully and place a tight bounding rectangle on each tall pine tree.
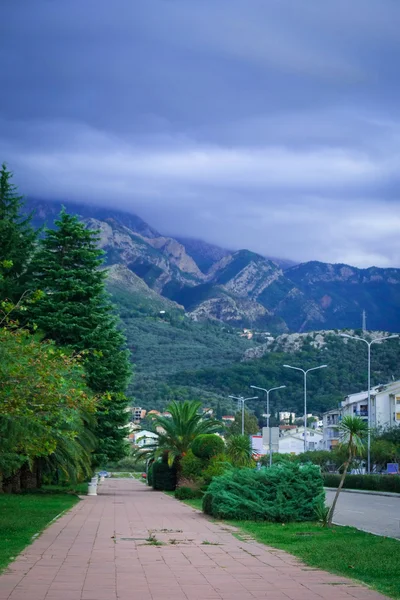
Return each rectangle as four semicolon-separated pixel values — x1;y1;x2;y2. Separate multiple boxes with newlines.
31;209;132;463
0;164;37;302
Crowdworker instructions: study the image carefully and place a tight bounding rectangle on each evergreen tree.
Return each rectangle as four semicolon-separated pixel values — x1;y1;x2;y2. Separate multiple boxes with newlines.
216;399;223;421
31;209;132;463
0;164;37;301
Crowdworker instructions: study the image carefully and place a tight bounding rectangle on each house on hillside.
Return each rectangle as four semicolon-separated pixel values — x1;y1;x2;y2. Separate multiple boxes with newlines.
222;415;235;424
132;407;147;424
133;430;158;448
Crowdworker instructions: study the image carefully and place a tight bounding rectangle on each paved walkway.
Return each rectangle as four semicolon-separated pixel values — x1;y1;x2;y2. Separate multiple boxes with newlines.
0;479;389;600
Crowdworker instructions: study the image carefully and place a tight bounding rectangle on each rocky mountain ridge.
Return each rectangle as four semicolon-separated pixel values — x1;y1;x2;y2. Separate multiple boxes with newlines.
27;199;400;333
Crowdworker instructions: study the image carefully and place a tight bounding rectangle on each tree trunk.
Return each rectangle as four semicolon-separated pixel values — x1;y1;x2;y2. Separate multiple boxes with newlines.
328;447;352;526
20;463;38;491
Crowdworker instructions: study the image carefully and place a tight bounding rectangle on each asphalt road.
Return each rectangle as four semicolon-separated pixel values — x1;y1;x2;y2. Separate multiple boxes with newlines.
325;490;400;539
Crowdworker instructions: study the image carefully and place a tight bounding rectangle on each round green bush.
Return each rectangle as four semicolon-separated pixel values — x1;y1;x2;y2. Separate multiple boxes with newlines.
180;449;205;481
192;434;225;460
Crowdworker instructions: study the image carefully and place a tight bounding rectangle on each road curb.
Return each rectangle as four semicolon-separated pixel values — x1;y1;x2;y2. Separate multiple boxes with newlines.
325;487;400;498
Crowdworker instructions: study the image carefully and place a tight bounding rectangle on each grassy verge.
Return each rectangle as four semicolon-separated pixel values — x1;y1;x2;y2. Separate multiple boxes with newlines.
0;492;79;573
233;521;400;600
169;492;400;599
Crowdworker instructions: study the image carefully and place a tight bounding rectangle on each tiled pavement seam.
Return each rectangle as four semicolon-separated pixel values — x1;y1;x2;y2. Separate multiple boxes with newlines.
0;478;390;600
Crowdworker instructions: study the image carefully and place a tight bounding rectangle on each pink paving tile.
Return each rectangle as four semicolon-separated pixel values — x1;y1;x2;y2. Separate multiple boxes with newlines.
0;478;393;600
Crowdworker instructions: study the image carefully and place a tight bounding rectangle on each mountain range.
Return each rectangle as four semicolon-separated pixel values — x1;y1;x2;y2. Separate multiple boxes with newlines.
27;199;400;333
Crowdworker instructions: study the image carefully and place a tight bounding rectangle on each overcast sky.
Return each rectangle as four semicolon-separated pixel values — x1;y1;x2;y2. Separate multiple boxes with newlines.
1;1;400;267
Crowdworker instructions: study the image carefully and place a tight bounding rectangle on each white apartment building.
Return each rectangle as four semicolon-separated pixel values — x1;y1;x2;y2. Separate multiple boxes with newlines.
278;426;323;455
279;411;296;423
322;380;400;450
322;408;341;450
342;380;400;430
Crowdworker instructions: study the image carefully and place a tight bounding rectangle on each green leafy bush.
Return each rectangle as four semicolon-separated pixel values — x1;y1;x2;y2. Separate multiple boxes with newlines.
152;461;177;491
175;486;202;500
203;463;325;522
192;434;225;460
323;473;400;493
147;463;153;487
180;450;206;481
202;454;231;485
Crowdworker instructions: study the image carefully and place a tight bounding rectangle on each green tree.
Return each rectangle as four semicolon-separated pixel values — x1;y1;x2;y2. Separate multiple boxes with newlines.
327;416;368;526
228;410;259;436
226;434;254;468
0;328;95;491
0;164;37;302
144;400;221;467
216;399;223;421
30;209;132;463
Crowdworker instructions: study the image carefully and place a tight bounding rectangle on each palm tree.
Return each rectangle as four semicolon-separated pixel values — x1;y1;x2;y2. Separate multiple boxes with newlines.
327;415;368;526
140;400;221;467
226;434;254;468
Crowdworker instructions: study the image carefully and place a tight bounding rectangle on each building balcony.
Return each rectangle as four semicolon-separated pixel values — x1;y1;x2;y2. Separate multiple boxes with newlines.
354;410;368;417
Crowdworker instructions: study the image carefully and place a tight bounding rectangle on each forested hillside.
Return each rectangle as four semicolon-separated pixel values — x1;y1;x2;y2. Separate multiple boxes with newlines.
123;323;400;417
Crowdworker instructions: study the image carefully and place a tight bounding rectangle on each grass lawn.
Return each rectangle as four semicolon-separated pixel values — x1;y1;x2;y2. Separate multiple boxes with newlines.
234;520;400;600
0;492;79;573
169;492;400;599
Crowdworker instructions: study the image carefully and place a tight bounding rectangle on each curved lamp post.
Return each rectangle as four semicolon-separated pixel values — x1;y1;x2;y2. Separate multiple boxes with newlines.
283;364;327;453
250;385;286;466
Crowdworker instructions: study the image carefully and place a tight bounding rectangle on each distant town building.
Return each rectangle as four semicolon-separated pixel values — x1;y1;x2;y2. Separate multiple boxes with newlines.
279;411;296;423
133;430;158;447
202;407;214;417
322;379;400;451
279;426;323;454
132;407;147;424
322;408;341;450
341;380;400;429
222;415;235;423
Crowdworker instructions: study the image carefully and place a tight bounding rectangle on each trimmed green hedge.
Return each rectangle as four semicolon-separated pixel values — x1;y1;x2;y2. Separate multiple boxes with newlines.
152;461;177;491
192;434;225;460
323;473;400;493
203;463;325;522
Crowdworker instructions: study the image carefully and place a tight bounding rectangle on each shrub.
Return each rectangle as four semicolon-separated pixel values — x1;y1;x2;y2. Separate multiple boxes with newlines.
180;450;206;481
203;463;325;522
175;486;202;500
323;473;400;493
147;463;154;487
152;461;177;491
226;435;254;468
202;454;231;485
192;434;225;460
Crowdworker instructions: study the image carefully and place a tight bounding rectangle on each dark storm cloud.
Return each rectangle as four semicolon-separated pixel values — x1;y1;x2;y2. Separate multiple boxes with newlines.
1;0;400;266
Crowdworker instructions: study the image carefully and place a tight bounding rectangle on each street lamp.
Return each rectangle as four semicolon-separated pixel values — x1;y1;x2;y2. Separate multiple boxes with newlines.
228;395;258;435
250;385;286;466
283;364;327;452
340;333;399;474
